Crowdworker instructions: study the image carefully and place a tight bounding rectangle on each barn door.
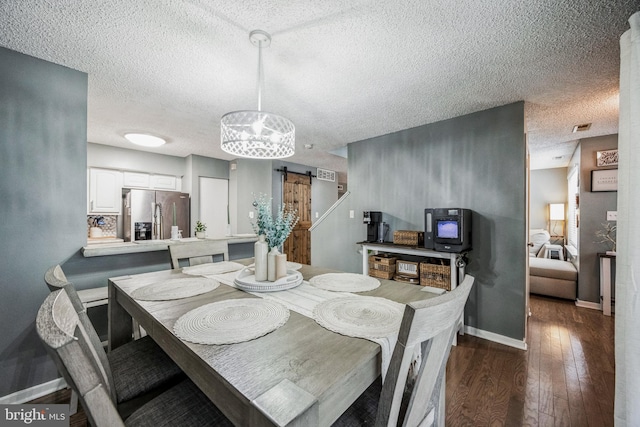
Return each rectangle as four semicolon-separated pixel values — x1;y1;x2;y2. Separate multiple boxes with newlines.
283;173;311;264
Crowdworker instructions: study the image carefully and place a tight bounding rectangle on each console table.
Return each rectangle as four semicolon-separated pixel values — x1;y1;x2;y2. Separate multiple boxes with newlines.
358;241;465;292
598;253;616;316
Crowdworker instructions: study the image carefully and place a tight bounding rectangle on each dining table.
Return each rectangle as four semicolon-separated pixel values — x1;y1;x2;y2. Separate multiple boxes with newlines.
108;259;440;426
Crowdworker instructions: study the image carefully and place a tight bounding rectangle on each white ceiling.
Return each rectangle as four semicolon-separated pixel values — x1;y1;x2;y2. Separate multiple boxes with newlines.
2;1;638;177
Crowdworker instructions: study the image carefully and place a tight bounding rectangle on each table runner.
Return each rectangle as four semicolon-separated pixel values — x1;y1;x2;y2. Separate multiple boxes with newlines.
212;270;403;379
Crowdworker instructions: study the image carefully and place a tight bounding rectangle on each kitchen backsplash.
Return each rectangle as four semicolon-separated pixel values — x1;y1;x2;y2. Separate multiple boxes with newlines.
87;215;117;237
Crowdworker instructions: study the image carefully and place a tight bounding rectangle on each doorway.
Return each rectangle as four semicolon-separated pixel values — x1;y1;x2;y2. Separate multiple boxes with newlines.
282;173;311;264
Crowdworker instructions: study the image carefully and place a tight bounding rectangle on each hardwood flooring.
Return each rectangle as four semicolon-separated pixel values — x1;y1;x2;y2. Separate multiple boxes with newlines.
446;295;615;426
29;295;614;427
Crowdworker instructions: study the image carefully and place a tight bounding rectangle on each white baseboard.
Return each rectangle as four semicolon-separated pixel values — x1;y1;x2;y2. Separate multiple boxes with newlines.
464;325;528;351
575;299;601;310
0;378;67;405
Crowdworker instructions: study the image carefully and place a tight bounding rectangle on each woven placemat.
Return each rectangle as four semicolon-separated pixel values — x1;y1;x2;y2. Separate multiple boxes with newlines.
313;296;404;339
182;261;245;276
173;299;290;345
309;273;380;292
131;277;220;301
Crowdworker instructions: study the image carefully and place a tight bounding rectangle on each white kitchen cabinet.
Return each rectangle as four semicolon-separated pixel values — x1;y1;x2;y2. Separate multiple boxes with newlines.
151;174;177;190
123;171;150;188
88;168;122;214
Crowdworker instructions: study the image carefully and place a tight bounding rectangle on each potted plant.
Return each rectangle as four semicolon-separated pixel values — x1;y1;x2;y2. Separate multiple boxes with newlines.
194;221;207;238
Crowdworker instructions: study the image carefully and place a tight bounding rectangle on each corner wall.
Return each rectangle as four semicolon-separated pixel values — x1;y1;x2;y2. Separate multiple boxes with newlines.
577;134;618;303
0;47;88;397
312;102;527;341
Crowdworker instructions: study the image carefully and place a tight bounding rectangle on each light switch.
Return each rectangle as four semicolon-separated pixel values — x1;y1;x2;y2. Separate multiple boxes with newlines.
315;212;319;218
249;211;254;219
607;211;617;221
349;210;355;219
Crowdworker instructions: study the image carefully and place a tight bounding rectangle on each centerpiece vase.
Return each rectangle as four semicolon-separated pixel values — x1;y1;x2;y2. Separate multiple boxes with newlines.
267;247;280;282
254;235;268;281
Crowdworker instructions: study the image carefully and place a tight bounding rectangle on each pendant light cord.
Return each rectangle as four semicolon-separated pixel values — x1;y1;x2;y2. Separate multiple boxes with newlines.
257;39;263;112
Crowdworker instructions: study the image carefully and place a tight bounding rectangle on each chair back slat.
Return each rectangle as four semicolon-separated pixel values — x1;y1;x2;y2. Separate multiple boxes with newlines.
36;290;124;426
375;274;475;427
44;265;68;292
169;240;229;269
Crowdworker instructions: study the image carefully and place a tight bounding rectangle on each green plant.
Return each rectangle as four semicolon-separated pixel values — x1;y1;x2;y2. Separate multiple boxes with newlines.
195;221;207;233
251;193;299;249
595;222;616;252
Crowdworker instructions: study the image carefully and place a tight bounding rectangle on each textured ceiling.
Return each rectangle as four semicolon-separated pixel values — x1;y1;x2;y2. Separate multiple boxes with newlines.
1;1;638;176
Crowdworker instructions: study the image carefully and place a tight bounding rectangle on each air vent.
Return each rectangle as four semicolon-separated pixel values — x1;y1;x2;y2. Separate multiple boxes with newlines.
572;123;592;133
317;168;336;182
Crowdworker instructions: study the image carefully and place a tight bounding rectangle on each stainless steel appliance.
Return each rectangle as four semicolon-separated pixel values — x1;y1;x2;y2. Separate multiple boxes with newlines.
123;189;190;242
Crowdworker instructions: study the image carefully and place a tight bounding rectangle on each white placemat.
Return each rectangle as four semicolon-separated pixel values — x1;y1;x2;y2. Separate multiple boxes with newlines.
131;277;220;301
309;273;380;292
173;299;290;345
313;296;404;339
182;261;246;276
313;296;405;379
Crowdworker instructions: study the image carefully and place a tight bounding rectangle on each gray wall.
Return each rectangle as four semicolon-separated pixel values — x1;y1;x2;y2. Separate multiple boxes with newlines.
530;167;568;230
577;134;618;303
312;102;527;341
0;47;88;397
231;159;273;234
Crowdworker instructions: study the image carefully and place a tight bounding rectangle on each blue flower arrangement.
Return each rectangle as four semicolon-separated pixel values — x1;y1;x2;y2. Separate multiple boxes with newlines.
251;193;299;249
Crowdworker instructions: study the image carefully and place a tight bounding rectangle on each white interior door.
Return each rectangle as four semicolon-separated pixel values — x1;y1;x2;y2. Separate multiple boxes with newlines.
199;177;229;239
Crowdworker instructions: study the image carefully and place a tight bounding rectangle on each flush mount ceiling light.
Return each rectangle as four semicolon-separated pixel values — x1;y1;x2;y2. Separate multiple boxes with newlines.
124;133;166;147
220;30;295;159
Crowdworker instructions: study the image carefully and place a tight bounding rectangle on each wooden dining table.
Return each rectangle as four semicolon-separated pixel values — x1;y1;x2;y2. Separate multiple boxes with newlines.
108;260;439;426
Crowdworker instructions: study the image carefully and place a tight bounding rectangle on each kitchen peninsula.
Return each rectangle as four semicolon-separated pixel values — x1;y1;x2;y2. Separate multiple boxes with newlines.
82;235;258;257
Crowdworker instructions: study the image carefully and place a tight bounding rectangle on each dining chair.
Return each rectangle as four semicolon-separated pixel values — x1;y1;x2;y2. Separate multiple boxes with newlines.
44;264;108;309
169;239;229;269
333;274;475;427
36;288;233;426
42;274;187;419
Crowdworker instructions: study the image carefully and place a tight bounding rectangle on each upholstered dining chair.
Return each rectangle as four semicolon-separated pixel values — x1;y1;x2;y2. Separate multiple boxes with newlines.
43;267;186;418
44;264;108;309
169;239;229;269
36;288;233;426
333;274;475;427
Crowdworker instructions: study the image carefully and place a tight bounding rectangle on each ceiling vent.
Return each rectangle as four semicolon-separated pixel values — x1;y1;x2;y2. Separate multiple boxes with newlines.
572;123;592;133
317;168;336;182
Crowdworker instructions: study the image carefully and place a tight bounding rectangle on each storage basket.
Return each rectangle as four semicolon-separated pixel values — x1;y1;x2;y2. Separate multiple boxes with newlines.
393;230;424;246
396;260;420;278
369;268;395;280
368;254;396;280
419;260;451;291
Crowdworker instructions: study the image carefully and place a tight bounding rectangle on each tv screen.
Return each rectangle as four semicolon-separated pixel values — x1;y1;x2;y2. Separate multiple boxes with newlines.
437;220;459;239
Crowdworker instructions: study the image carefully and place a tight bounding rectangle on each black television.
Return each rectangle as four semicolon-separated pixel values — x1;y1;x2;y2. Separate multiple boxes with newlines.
432;208;472;253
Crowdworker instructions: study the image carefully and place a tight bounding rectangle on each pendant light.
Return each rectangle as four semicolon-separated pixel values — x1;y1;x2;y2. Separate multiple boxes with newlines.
220;30;295;159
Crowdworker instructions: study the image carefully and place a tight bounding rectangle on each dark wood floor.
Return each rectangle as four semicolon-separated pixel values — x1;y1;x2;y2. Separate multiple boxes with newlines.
446;295;615;426
30;295;614;427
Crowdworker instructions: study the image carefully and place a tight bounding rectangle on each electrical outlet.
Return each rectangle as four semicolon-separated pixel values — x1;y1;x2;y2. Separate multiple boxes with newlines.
249;211;254;219
607;211;617;221
349;210;355;219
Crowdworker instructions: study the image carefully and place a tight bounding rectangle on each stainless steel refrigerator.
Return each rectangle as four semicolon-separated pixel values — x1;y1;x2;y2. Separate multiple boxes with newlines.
123;189;190;242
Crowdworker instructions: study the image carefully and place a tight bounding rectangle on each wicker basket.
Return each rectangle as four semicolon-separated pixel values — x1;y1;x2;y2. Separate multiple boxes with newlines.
369;254;396;280
369;268;394;280
393;230;424;246
419;260;451;290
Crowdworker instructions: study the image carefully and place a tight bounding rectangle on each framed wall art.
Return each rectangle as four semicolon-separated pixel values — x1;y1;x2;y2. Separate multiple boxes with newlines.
591;169;618;192
596;149;618;167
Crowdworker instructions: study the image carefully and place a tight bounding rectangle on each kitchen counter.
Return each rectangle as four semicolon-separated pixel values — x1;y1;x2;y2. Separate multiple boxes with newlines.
82;235;258;257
